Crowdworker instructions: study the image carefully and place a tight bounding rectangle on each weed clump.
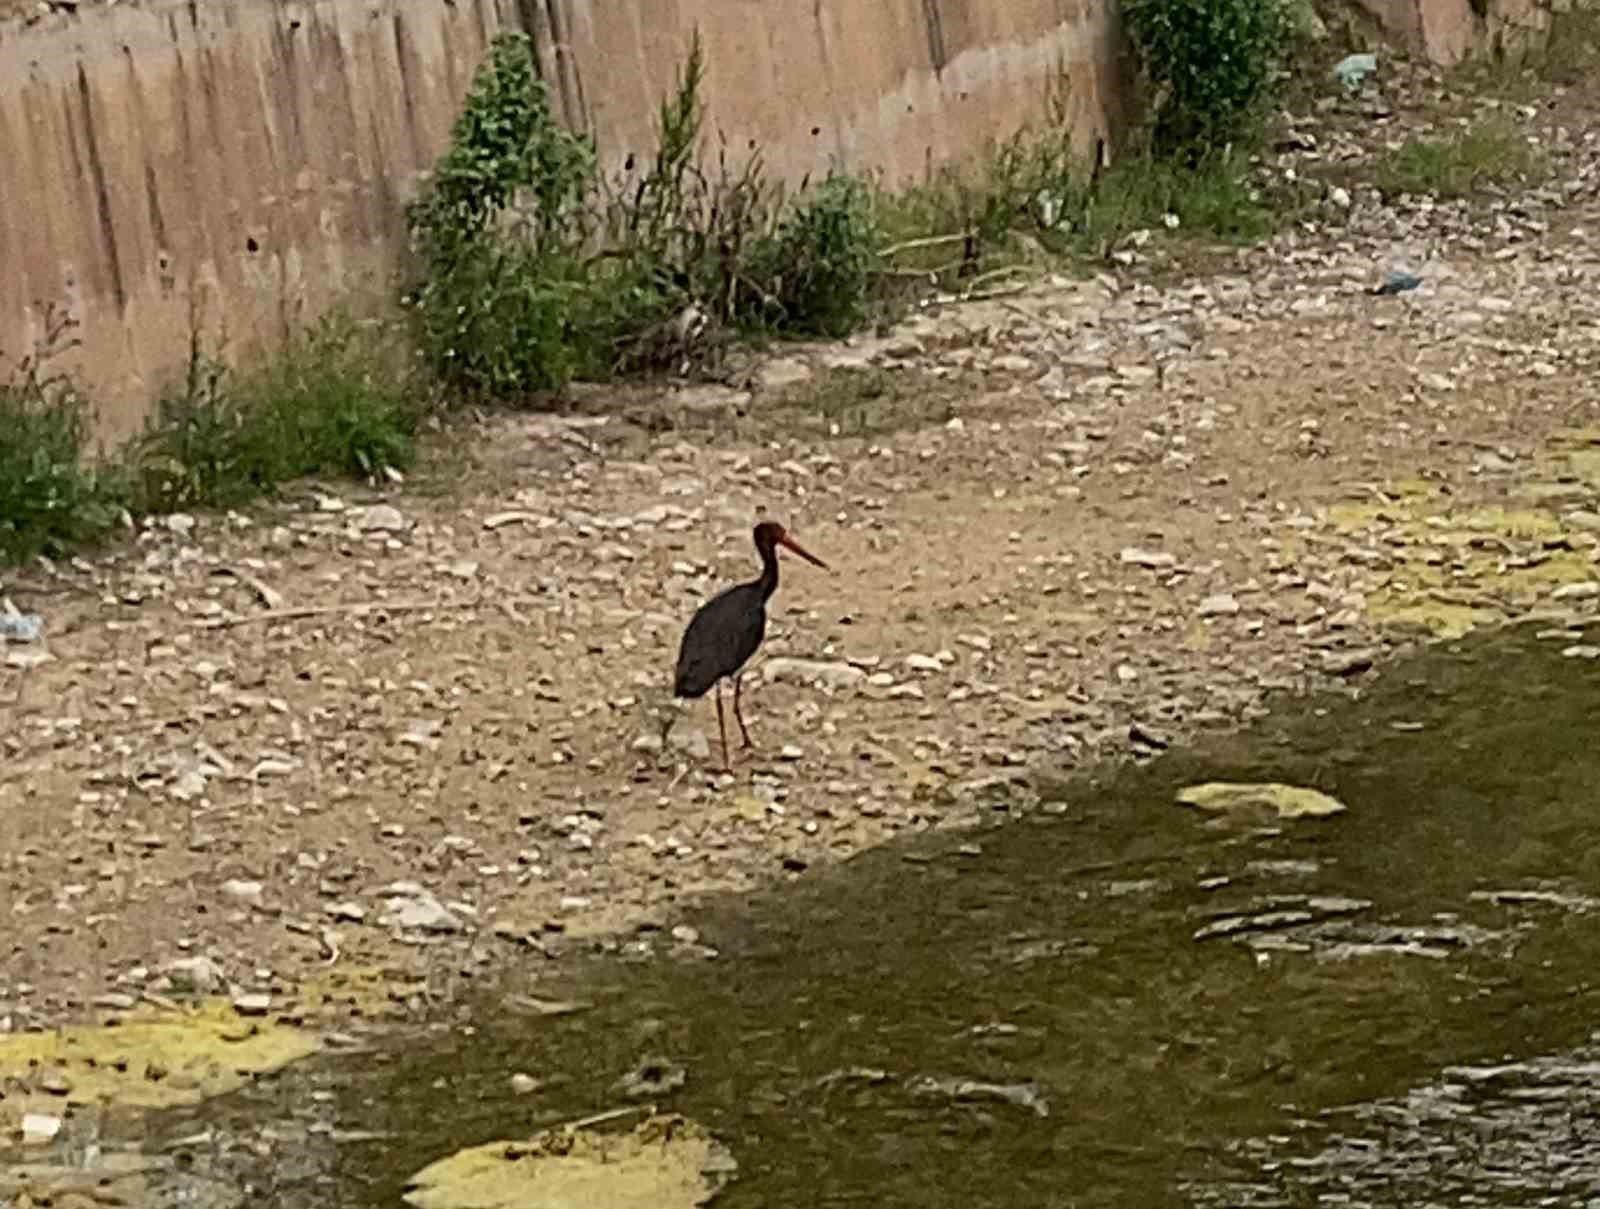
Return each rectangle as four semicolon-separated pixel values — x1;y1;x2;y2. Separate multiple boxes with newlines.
1371;119;1543;200
0;309;125;562
133;315;427;513
1123;0;1289;157
405;32;884;398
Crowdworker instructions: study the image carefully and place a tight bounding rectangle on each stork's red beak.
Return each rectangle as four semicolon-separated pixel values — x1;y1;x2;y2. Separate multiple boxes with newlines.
778;532;828;570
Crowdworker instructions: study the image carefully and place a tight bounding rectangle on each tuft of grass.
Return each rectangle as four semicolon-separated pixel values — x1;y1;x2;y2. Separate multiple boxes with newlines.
1371;119;1544;200
0;310;433;567
878;121;1277;288
131;314;430;513
0;309;126;562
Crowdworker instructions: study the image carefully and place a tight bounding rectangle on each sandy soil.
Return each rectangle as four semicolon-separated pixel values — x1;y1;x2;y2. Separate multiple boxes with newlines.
3;52;1600;1036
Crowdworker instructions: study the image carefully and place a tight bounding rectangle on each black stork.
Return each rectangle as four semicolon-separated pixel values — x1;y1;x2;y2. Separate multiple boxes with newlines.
673;521;829;772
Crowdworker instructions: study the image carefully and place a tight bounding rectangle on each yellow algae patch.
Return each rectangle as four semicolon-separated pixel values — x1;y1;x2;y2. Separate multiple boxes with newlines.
290;964;433;1021
1177;782;1347;820
1454;507;1567;542
1565;449;1600;488
403;1113;737;1209
1325;501;1403;533
1363;598;1503;639
0;1000;320;1112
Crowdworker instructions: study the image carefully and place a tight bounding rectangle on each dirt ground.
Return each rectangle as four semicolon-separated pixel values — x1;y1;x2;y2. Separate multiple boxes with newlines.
4;54;1600;1038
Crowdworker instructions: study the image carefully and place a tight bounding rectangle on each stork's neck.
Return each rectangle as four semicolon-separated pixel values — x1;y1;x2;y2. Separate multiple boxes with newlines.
754;541;780;602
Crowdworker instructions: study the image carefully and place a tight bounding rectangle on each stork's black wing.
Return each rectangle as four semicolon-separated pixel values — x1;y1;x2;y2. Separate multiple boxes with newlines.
673;582;767;698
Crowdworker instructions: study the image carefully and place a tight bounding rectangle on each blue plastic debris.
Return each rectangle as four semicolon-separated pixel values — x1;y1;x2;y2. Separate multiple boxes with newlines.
0;613;44;643
1333;53;1378;91
1371;270;1423;297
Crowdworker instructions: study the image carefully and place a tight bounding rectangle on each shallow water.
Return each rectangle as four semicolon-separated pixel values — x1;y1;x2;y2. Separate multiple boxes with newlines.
12;621;1600;1207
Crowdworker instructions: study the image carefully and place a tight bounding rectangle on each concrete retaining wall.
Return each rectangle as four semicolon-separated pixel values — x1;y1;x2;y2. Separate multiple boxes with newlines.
0;0;1127;443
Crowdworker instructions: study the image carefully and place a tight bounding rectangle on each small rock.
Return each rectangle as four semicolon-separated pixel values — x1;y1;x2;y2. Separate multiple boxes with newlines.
616;1056;687;1099
21;1113;62;1145
166;956;226;994
1196;593;1240;617
762;658;867;690
1551;582;1599;601
378;884;463;933
232;992;272;1017
904;654;944;673
1322;649;1377;677
220;878;265;908
510;1072;542;1095
352;503;409;533
1120;547;1176;570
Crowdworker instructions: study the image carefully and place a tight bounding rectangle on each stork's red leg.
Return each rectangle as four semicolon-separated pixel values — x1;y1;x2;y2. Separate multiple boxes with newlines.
714;682;732;773
732;675;754;749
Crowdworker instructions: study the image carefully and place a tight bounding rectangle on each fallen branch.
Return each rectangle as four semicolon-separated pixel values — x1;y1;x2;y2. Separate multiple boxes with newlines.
877;231;970;259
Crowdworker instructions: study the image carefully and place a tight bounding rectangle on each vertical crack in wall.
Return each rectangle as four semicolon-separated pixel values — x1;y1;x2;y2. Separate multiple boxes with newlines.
541;0;583;130
922;0;948;74
76;61;126;313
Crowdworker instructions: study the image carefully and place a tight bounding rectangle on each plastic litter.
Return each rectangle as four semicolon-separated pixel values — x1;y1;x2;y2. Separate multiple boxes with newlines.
1371;270;1423;296
1333;53;1378;91
0;612;44;643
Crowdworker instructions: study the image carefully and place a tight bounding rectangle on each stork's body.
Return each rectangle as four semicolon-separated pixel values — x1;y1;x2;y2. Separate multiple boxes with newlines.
673;522;827;771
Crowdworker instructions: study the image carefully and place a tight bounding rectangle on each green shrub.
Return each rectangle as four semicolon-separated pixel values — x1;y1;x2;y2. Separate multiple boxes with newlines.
0;312;125;563
407;31;883;391
748;174;880;337
133;315;426;512
405;32;595;399
1123;0;1289;156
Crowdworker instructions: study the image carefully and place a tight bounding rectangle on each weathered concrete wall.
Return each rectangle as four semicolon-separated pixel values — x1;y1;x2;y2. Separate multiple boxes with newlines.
1347;0;1560;65
0;0;1126;445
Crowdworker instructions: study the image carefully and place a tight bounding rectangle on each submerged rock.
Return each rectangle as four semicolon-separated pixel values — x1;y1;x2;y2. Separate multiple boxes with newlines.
1176;782;1348;820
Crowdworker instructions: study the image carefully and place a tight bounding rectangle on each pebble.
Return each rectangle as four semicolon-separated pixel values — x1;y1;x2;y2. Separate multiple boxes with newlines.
232;992;272;1016
352;504;409;533
221;878;265;907
378;884;464;933
1196;593;1241;617
763;658;867;689
1551;582;1599;600
21;1113;63;1145
166;957;226;994
1121;547;1177;570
